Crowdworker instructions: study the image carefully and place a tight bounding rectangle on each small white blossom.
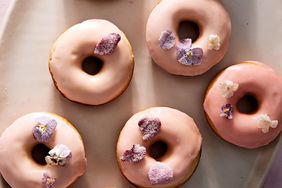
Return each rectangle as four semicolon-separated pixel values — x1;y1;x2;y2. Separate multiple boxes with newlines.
45;144;72;166
218;80;239;98
208;34;221;51
255;114;278;133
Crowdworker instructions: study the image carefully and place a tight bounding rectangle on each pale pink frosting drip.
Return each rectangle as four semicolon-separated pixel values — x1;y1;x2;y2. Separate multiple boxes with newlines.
0;112;87;188
117;107;202;187
49;19;134;105
204;62;282;148
146;0;231;76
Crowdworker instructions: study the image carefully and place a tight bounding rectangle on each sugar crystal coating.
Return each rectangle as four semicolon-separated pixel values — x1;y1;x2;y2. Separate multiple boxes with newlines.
138;117;161;141
159;30;176;50
42;172;56;188
94;33;121;55
32;116;57;143
121;144;146;163
220;104;234;120
148;162;173;185
176;38;203;66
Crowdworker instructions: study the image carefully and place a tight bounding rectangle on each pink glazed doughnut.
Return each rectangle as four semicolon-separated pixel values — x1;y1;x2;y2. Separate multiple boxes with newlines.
0;112;87;188
116;107;202;187
146;0;231;76
204;62;282;149
49;19;134;105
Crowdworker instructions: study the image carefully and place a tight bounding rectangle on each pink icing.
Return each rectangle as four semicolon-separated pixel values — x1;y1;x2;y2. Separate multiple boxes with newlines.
49;19;134;105
0;112;87;188
204;62;282;148
116;107;202;187
146;0;231;76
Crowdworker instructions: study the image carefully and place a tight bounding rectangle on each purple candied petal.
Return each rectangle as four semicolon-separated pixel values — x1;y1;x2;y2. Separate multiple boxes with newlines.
176;38;192;64
176;49;194;66
177;54;192;65
176;38;192;51
33;116;57;143
42;172;56;188
46;119;57;128
35;116;57;130
94;33;121;55
176;48;203;66
176;47;186;62
33;128;41;141
148;162;173;185
32;126;48;143
35;116;56;126
176;38;203;66
121;144;146;163
138;118;161;141
159;30;176;50
226;104;234;112
190;48;203;65
220;104;234;120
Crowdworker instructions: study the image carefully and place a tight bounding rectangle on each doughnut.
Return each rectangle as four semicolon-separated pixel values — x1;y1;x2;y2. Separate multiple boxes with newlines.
146;0;231;76
116;107;202;187
204;62;282;148
49;19;134;105
0;112;87;188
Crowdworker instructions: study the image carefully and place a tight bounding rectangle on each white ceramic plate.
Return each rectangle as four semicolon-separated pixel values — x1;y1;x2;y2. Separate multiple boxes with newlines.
0;0;281;187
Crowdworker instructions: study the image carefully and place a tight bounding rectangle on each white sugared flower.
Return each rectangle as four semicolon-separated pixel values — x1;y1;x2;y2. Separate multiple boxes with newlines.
45;144;72;166
218;80;239;98
208;34;221;51
255;114;278;133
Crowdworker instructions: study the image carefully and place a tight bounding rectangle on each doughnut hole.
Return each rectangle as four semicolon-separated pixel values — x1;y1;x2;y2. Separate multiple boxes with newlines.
178;20;200;42
31;144;50;165
148;140;169;160
82;56;104;75
236;94;259;114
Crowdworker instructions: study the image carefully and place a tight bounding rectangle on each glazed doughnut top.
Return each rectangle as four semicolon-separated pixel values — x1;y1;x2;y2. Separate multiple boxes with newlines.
204;62;282;148
0;112;87;188
49;19;134;105
146;0;231;76
117;107;202;187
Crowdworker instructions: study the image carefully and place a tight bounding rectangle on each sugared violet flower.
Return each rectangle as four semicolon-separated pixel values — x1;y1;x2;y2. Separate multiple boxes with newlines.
176;38;203;66
220;104;234;120
32;116;57;143
42;172;56;188
138;117;161;141
94;33;121;55
148;162;173;185
121;144;146;163
159;30;176;50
